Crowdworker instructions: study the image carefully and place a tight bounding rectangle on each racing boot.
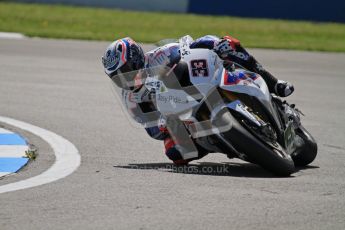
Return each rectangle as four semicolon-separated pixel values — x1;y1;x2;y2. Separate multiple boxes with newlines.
275;80;295;97
163;137;190;165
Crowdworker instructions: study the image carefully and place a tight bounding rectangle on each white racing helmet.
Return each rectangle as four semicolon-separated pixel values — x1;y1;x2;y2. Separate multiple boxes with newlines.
102;37;145;88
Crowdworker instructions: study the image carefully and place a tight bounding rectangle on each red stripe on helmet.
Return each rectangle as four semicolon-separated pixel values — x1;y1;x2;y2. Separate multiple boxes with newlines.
120;40;127;63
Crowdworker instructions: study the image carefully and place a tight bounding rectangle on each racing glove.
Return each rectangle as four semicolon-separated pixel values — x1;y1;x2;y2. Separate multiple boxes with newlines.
213;39;233;58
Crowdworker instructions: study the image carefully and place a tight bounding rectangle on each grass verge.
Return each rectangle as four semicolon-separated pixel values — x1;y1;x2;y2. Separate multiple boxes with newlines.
0;2;345;52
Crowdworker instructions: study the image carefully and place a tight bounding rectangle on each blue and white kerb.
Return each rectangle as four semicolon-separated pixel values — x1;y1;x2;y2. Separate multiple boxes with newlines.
0;128;29;178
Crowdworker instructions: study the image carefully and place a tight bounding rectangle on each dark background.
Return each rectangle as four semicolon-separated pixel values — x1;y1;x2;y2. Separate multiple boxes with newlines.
188;0;345;23
10;0;345;23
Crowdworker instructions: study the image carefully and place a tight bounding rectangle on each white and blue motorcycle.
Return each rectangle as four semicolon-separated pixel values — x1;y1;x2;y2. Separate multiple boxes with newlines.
116;36;317;176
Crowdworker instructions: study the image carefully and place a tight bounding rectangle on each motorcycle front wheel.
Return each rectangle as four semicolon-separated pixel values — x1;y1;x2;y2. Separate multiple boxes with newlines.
215;109;295;176
291;125;318;166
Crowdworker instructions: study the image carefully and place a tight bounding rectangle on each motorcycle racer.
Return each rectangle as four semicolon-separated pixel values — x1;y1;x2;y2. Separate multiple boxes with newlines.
102;35;294;165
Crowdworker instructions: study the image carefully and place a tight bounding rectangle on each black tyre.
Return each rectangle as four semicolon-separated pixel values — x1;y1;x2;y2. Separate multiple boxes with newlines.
292;125;318;166
215;109;295;176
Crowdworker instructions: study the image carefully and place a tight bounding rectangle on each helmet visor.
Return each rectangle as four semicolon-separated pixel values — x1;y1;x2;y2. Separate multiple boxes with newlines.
110;62;141;90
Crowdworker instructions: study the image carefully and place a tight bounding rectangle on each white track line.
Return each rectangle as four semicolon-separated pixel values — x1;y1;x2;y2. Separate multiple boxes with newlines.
0;172;11;177
0;32;26;39
0;116;80;194
0;128;14;134
0;146;28;158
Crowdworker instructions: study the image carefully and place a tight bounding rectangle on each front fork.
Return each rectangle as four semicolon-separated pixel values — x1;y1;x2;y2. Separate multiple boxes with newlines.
226;97;300;155
271;97;305;154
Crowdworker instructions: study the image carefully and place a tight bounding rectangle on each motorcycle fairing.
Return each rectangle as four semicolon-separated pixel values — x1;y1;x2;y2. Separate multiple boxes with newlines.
227;100;262;127
219;68;271;103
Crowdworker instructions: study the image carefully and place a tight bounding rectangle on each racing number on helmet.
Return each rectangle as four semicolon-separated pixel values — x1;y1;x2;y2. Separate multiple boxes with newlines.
191;59;209;77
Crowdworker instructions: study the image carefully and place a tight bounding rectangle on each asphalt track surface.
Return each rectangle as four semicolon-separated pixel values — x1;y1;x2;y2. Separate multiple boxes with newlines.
1;38;345;230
